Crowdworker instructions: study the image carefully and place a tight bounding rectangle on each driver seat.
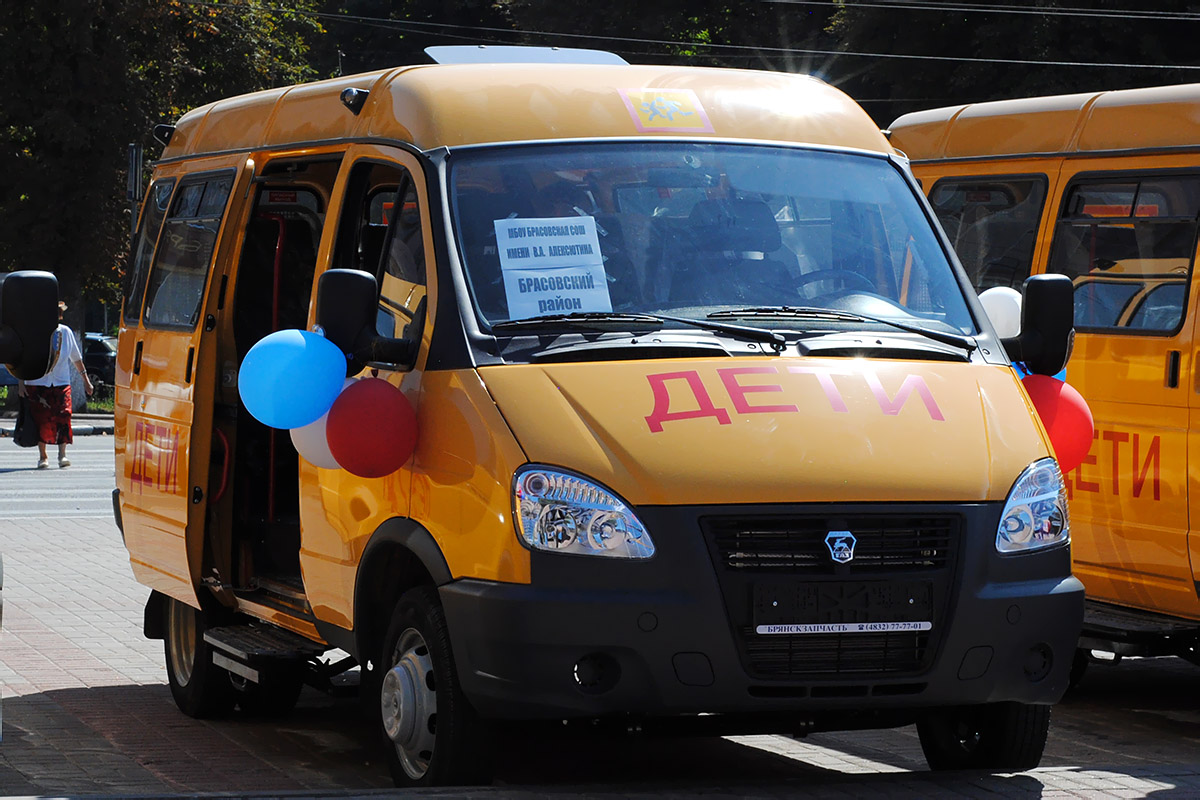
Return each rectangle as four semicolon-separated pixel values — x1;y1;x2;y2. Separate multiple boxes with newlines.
665;199;794;306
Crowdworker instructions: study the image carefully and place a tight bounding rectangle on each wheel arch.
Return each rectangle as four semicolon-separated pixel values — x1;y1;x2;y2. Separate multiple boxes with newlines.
144;589;169;640
353;517;452;670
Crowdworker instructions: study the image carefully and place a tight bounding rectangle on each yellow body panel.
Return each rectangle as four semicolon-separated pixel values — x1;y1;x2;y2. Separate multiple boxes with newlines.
890;83;1200;161
481;359;1048;506
297;366;531;626
163;64;890;159
892;86;1200;620
116;153;254;608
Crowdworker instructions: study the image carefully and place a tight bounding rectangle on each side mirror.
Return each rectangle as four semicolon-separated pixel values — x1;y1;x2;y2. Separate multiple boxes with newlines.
0;270;59;380
315;269;415;374
1002;274;1074;376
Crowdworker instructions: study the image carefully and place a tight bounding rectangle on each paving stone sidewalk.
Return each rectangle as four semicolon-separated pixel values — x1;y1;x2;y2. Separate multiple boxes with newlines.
2;515;1199;798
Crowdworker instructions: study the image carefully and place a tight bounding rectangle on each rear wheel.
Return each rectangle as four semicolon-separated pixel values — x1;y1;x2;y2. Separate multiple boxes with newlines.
163;597;236;718
378;586;491;787
918;702;1051;771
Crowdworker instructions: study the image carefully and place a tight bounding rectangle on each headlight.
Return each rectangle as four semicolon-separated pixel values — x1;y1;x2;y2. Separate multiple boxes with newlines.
512;466;655;559
997;458;1069;555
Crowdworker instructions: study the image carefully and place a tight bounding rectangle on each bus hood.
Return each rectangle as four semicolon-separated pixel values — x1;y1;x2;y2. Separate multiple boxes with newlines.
478;358;1049;506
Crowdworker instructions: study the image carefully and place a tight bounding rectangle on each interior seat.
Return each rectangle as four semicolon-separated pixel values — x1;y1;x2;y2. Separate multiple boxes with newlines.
662;199;795;306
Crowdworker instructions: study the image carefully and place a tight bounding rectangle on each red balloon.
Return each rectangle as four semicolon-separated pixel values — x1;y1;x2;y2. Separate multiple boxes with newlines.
1021;375;1094;474
325;378;418;478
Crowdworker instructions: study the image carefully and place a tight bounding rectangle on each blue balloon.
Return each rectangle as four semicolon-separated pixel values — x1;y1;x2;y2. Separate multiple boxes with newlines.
238;330;347;429
1011;361;1066;382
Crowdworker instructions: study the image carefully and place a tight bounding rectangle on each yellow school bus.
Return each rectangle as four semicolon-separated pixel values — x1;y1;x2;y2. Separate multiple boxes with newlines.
113;46;1083;785
889;84;1200;675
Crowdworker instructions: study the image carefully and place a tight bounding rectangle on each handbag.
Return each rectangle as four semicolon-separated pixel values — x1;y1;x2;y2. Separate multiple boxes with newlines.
13;395;39;448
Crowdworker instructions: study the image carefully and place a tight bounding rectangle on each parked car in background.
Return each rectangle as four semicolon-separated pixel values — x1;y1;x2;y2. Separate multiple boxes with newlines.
82;333;117;386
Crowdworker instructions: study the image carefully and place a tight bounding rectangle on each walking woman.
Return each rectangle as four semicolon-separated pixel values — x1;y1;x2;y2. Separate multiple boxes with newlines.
17;301;93;468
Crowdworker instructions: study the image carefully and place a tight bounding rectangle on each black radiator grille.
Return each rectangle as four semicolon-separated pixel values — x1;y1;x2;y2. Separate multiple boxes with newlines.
711;515;956;575
703;512;961;679
741;628;930;676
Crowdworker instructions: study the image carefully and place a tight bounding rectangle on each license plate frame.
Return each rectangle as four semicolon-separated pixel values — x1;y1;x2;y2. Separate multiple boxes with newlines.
753;580;934;634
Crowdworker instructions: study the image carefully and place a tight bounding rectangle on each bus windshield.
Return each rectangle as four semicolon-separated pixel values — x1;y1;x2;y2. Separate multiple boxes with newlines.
449;142;974;335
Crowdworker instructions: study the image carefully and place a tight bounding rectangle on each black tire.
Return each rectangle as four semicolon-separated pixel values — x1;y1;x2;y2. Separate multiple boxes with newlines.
378;586;491;787
232;666;305;717
163;596;236;719
918;702;1051;771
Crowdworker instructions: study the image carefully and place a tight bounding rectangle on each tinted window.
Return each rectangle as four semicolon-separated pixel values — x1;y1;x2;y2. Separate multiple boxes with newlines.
124;179;176;325
929;176;1046;290
143;174;234;329
1048;175;1200;333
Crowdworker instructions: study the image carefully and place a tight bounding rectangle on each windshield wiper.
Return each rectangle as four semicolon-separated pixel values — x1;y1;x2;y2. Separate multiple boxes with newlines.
492;312;664;329
492;311;787;348
707;306;977;351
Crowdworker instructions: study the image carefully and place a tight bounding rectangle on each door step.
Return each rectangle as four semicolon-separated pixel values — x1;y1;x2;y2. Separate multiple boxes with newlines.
1080;600;1200;658
205;623;326;684
204;622;359;694
205;623;326;661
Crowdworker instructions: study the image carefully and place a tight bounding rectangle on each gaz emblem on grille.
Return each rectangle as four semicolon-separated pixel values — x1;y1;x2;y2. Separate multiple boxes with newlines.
825;530;857;564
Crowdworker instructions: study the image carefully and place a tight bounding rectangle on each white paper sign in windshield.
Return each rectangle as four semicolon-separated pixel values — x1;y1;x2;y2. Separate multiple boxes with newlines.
495;216;612;320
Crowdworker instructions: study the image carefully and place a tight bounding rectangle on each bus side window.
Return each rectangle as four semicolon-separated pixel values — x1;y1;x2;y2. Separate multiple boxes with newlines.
332;161;427;364
376;174;427;350
928;176;1047;291
1048;176;1200;333
123;179;176;326
143;173;235;329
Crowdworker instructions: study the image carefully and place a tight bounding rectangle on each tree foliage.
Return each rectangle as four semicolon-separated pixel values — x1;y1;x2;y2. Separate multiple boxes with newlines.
0;0;320;327
310;0;514;76
830;0;1200;125
6;0;1200;326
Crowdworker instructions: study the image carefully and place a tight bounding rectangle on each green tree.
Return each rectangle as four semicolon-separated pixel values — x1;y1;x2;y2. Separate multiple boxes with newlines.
497;0;837;71
830;0;1200;125
311;0;516;77
307;0;836;76
0;1;321;329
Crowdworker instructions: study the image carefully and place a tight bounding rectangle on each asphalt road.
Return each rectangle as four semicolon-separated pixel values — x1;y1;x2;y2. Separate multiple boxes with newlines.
0;434;115;520
1;436;1198;798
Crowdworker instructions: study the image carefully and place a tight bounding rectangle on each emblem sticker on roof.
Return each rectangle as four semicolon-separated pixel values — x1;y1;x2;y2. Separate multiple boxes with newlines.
620;89;714;133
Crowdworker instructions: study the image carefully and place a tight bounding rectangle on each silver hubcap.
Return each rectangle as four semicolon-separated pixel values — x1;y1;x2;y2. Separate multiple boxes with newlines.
381;628;437;780
166;601;197;687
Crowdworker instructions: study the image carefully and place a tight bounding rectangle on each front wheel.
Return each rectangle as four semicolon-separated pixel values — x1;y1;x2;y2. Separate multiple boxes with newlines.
917;702;1051;771
163;596;236;719
378;586;491;787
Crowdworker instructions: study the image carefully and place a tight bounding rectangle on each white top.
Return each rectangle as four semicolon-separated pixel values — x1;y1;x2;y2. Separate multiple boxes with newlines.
24;324;82;388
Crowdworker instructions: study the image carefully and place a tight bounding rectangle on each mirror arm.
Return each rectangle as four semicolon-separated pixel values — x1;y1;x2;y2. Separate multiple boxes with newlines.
1001;333;1038;365
358;335;417;368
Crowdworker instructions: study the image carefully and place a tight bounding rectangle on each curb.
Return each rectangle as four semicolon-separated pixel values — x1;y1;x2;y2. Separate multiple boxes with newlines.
0;422;113;438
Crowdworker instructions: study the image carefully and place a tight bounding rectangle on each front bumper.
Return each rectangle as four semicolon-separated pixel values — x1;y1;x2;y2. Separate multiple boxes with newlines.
441;502;1084;724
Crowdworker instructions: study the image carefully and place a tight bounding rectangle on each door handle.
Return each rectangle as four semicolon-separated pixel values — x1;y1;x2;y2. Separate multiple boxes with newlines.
133;340;144;375
1167;349;1180;388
